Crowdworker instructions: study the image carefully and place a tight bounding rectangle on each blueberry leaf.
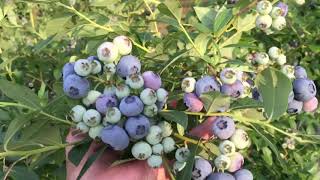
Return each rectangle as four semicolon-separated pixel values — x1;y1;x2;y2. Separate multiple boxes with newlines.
157;1;182;21
255;68;292;120
200;91;231;114
230;97;263;110
159;110;188;129
213;6;233;34
193;7;216;29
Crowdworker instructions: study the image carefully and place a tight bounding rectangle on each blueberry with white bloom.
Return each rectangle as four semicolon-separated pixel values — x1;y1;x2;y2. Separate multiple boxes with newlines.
74;59;92;76
103;107;122;124
147;155;163;168
207;172;235;180
97;42;119;63
162;137;176;153
146;125;163;145
143;104;158;117
220;68;237;85
63;74;90;99
195;76;221;97
175;147;190;162
89;125;104;139
119;96;144;116
140;88;158;105
287;100;303;114
115;84;130;99
100;125;129;150
254;52;269;65
156;88;168;102
212;116;236;140
268;46;281;59
83;109;101;127
125;115;150;140
272;16;286;31
113;35;132;55
181;77;196;93
76;122;89;133
103;63;116;75
116;55;141;77
230;129;251;149
219;140;236;155
131;141;152;160
62;62;75;80
90;60;102;74
152;144;164;155
294;66;307;79
256;0;272;15
70;105;86;122
143;71;162;90
125;73;144;89
192;158;212;180
234;169;253;180
214;155;231;170
293;78;317;102
95;95;118;114
158;121;173;137
255;15;272;30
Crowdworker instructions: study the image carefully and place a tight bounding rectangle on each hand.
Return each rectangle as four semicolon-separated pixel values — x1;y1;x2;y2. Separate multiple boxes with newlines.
66;117;216;180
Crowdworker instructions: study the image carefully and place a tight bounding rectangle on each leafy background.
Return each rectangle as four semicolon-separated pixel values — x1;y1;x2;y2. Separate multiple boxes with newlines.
0;0;319;179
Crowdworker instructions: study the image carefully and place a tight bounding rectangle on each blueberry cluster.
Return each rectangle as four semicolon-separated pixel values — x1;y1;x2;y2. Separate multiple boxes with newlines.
251;46;287;66
63;36;174;166
255;1;288;33
131;121;176;168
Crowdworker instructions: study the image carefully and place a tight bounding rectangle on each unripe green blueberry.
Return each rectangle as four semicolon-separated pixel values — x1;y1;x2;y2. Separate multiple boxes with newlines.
270;7;282;18
256;15;272;30
281;65;295;79
143;104;158;117
89;125;103;139
147;155;163;168
254;52;270;65
272;16;286;31
152;144;164;155
90;60;102;74
162;137;176;153
268;46;281;59
103;107;122;124
256;0;272;15
230;129;251;149
175;147;190;162
82;90;102;106
276;54;287;65
70;105;86;122
156;88;168;102
181;77;196;93
220;68;237;85
295;0;305;5
146;125;163;145
140;88;157;105
97;42;119;63
83;109;101;127
115;84;130;99
113;35;132;55
214;155;231;170
74;59;92;76
219;140;236;155
158;121;173;137
173;161;186;172
76;122;89;133
131;141;152;160
103;63;116;75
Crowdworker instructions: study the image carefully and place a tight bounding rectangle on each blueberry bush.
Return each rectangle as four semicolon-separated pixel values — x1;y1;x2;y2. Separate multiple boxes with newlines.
0;0;319;180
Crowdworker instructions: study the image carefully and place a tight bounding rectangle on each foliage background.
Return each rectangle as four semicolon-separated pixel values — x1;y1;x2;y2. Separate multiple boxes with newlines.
0;0;319;179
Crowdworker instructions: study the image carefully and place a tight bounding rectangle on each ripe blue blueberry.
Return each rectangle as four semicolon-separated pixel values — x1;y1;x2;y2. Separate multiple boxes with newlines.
294;66;307;79
195;76;220;97
206;172;235;180
63;74;90;99
125;73;144;89
74;59;92;76
212;116;236;139
131;141;152;160
82;109;101;127
125;115;150;140
113;35;132;55
116;55;141;77
100;125;129;150
287;100;303;114
95;94;118;114
184;93;204;112
192;158;212;180
115;84;130;99
142;71;162;90
220;80;244;98
119;95;144;116
97;42;119;63
252;88;263;102
234;169;253;180
228;152;244;172
293;78;317;102
62;62;75;80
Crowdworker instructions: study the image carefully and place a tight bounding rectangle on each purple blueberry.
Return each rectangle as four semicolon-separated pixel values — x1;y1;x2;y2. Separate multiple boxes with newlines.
142;71;162;90
100;125;129;151
212;116;236;140
252;88;262;102
183;93;203;112
87;56;99;61
288;91;294;104
294;66;307;79
234;169;253;180
116;55;141;77
95;95;118;114
227;152;244;172
119;96;144;116
156;101;165;111
293;78;317;102
207;172;235;180
125;115;150;140
192;158;212;180
62;62;75;80
63;74;90;99
195;76;220;97
276;2;288;17
287;100;303;114
220;80;244;98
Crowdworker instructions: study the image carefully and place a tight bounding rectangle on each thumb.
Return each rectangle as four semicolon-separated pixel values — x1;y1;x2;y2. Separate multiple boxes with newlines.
189;116;216;140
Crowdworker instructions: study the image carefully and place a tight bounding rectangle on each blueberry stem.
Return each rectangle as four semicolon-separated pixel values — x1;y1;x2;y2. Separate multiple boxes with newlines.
143;0;159;34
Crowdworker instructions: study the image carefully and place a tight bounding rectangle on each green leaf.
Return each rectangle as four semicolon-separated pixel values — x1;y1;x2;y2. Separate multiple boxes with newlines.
204;142;220;157
200;91;231;114
0;78;41;109
230;97;262;110
193;7;216;29
177;123;185;136
45;16;71;36
68;139;91;166
157;1;182;21
213;7;233;34
33;34;56;52
89;0;120;6
194;34;211;56
77;146;106;180
255;68;292;120
159;110;188;129
8;166;39;180
262;147;273;166
235;13;257;32
177;143;198;180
